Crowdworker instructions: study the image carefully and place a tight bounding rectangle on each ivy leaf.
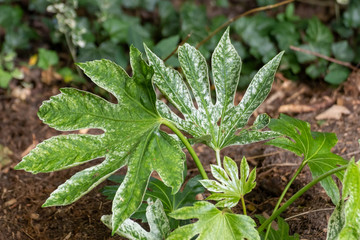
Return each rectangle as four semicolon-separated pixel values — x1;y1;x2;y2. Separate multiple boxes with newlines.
266;114;347;204
102;175;205;228
327;159;360;240
256;216;300;240
145;28;283;151
15;46;185;234
199;156;256;208
101;198;171;240
167;201;260;240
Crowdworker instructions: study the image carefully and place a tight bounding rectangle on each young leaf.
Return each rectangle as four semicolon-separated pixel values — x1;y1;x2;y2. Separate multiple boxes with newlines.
102;198;171;240
327;159;360;240
256;216;300;240
266;114;347;204
102;175;205;228
145;28;283;151
168;201;260;240
15;46;185;234
199;156;256;208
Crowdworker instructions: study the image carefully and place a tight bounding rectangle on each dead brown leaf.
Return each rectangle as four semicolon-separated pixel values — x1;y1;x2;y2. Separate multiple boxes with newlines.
279;104;315;113
315;105;350;120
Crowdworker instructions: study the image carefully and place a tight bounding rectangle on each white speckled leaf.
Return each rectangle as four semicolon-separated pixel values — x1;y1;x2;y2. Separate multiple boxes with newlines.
101;198;170;240
199;156;256;208
168;201;260;240
145;28;282;150
15;46;185;234
327;159;360;240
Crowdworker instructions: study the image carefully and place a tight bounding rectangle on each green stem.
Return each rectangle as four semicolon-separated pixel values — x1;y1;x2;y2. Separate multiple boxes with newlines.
241;197;247;215
162;119;208;180
215;149;221;167
264;161;307;240
258;164;348;233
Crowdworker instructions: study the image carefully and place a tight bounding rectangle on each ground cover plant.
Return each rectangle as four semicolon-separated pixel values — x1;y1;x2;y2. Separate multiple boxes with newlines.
0;0;359;90
14;28;360;239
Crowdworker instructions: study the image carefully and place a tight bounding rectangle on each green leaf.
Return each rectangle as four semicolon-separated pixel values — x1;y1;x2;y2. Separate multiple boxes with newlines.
102;198;171;240
168;201;260;240
0;4;23;30
325;63;350;85
15;46;185;234
327;159;360;240
102;175;205;228
37;48;59;70
145;28;283;151
257;216;300;240
77;41;128;69
331;41;355;62
306;17;333;45
266;114;347;204
343;0;360;28
200;156;256;208
0;69;12;88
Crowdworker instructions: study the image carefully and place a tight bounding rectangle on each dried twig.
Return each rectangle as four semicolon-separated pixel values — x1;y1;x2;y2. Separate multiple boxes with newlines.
285;207;335;221
290;45;358;71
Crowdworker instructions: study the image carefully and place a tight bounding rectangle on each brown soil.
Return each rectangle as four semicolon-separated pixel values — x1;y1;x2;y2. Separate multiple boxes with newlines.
1;67;359;240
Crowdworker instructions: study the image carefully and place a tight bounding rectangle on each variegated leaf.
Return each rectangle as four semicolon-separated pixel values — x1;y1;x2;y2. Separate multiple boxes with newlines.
15;46;185;234
102;198;171;240
200;156;256;208
168;201;260;240
327;159;360;240
145;28;283;151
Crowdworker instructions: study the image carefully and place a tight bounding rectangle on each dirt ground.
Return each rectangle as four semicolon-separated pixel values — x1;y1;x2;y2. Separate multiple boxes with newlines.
1;64;359;240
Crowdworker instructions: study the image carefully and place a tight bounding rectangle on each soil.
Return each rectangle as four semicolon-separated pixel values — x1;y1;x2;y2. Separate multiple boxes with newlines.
1;2;360;240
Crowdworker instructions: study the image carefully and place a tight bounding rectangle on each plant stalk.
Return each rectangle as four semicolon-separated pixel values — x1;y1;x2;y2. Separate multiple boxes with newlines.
215;149;221;167
264;161;307;240
162;119;208;180
241;197;247;215
258;164;348;233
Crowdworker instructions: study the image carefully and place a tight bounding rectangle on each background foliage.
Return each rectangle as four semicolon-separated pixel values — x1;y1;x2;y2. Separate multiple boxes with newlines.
0;0;359;89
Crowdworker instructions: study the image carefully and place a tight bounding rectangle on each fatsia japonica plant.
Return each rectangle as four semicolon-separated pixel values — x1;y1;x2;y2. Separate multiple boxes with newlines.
15;28;360;239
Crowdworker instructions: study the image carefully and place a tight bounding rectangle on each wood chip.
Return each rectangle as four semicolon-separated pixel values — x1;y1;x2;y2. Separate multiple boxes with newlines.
315;105;350;120
279;104;315;113
30;213;40;220
4;198;17;207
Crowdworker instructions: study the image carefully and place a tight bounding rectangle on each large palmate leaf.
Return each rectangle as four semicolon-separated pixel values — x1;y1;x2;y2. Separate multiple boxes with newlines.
266;114;347;204
256;216;300;240
200;156;256;208
168;201;260;240
102;198;171;240
15;46;185;234
327;159;360;240
145;28;283;151
102;175;204;228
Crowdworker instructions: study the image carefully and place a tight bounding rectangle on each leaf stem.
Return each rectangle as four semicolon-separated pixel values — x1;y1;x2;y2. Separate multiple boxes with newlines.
241;197;247;215
215;149;221;167
264;161;307;240
161;119;208;180
258;164;348;233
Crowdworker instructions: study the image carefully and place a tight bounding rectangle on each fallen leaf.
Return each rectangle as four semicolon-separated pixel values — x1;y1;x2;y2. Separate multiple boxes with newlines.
279;104;315;113
316;105;350;120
